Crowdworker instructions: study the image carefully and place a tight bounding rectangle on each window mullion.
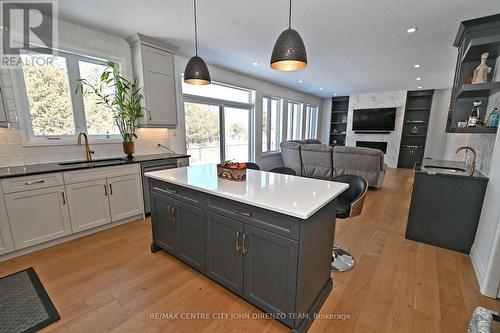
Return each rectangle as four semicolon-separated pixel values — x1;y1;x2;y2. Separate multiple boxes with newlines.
267;98;272;152
66;55;86;134
219;106;225;162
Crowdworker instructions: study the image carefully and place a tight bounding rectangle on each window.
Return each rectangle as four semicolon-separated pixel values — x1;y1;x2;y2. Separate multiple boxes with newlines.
305;104;319;139
19;50;119;143
262;96;282;154
287;101;303;140
182;79;254;164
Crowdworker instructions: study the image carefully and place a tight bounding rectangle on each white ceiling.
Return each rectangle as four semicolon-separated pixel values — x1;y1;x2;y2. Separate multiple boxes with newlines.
57;0;500;98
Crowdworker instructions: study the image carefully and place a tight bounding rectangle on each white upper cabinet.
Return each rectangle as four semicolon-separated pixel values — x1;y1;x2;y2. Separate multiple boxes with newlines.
127;33;179;128
0;193;14;255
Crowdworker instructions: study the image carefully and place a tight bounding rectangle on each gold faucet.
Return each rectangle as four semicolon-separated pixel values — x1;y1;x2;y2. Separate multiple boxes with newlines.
456;146;477;176
77;132;95;161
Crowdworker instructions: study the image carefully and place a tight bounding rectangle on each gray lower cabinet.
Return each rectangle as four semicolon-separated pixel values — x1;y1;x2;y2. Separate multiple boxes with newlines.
151;192;176;253
205;212;244;295
151;192;205;272
243;224;298;327
174;199;205;272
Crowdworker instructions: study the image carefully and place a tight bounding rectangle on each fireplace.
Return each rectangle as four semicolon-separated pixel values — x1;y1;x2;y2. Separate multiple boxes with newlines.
356;141;388;154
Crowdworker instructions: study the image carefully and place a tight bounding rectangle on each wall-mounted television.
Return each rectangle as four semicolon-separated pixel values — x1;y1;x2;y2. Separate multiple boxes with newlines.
352;107;397;132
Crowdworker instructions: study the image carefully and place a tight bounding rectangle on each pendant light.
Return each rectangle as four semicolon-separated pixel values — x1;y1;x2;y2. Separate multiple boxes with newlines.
270;0;307;71
184;0;211;85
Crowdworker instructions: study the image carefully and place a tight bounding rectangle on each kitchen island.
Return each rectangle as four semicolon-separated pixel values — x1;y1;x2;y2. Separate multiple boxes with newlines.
145;164;348;333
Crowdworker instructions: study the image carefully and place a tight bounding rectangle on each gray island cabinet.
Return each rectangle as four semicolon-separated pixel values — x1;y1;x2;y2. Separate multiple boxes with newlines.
146;164;348;332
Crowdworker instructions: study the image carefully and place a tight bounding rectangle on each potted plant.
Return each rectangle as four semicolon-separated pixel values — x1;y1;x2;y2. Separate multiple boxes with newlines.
77;61;143;158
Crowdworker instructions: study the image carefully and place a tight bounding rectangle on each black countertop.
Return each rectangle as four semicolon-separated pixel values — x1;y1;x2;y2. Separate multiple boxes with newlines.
415;158;488;181
0;153;190;180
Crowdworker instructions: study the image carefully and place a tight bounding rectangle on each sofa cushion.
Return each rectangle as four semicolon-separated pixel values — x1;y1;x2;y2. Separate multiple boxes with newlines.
280;141;303;176
333;146;385;170
304;139;322;144
300;144;333;180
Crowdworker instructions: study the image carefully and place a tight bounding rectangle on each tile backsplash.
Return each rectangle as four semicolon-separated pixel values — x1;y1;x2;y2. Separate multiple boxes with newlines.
0;127;171;167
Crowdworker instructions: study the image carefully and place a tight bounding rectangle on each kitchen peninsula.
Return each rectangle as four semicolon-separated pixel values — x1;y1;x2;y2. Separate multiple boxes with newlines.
145;164;348;333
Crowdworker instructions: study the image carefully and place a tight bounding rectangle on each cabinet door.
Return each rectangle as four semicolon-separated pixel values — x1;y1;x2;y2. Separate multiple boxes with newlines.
65;179;111;233
173;200;205;272
142;45;177;127
150;192;176;253
205;212;244;296
0;194;14;254
108;174;143;222
5;186;72;249
243;224;298;326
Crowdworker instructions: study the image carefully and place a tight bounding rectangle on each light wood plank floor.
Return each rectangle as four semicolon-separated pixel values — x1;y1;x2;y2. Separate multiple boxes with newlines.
1;168;498;332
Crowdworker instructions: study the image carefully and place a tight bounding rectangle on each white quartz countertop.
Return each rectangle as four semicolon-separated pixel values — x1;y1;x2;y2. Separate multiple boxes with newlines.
145;164;349;219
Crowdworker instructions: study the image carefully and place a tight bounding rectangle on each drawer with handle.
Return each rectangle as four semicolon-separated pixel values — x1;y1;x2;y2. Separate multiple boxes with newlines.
1;172;64;193
149;180;204;206
206;195;299;240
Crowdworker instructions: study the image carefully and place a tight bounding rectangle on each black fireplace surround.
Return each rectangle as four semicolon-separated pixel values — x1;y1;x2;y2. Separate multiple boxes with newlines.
356;141;388;154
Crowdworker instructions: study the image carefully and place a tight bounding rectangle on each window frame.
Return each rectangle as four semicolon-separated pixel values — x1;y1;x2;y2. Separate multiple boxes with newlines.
261;96;283;156
287;100;304;141
13;48;123;146
305;104;319;139
182;78;255;163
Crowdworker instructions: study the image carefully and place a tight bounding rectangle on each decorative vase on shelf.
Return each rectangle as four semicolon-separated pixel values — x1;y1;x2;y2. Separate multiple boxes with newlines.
487;108;499;128
471;52;491;84
123;141;135;159
410;126;419;135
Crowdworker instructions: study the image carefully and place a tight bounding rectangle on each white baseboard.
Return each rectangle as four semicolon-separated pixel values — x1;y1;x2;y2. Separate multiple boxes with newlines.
470;243;486;291
0;214;144;262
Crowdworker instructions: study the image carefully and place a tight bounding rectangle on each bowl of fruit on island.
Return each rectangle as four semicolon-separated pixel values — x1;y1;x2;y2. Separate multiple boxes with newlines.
217;161;248;181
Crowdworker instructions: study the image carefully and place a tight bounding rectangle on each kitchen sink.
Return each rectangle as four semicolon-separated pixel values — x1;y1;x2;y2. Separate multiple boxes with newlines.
58;158;127;168
424;165;467;172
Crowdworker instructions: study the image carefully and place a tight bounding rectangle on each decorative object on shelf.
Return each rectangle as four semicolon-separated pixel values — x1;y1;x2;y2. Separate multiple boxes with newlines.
184;0;211;85
468;100;481;127
332;139;338;145
332;128;338;133
410;126;420;135
217;161;247;181
342;115;348;123
77;62;143;159
270;0;307;71
487;107;499;128
458;121;467;128
471;52;491;84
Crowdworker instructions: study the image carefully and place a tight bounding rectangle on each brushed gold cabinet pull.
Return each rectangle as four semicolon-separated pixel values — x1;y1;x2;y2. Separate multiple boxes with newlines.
233;207;251;217
235;231;241;252
242;233;248;254
166;188;177;194
171;206;176;223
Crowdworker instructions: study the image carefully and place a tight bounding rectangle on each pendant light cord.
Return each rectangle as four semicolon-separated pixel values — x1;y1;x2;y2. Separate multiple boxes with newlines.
288;0;292;29
194;0;198;55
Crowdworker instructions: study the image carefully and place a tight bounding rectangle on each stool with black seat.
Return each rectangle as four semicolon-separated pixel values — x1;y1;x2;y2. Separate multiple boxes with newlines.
270;167;296;175
245;162;260;170
331;174;368;272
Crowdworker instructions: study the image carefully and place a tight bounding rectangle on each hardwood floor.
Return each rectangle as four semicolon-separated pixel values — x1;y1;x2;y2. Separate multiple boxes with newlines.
1;168;498;332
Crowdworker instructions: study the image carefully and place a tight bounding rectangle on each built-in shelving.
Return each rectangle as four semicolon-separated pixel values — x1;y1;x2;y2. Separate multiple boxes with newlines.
398;90;434;169
447;14;500;133
329;96;349;147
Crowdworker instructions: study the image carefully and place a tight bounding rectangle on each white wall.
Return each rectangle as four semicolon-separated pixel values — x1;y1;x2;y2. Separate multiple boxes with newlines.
470;89;500;298
171;55;322;170
345;91;407;168
318;98;332;145
425;89;451;159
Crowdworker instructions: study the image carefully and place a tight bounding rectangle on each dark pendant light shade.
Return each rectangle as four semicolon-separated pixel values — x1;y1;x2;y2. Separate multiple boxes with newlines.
185;55;211;85
270;0;307;71
270;28;307;71
184;0;211;85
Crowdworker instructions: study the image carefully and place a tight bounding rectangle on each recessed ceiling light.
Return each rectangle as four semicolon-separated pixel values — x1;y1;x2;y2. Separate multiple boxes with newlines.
298;80;304;83
333;93;337;96
416;77;422;81
319;88;323;91
417;86;422;89
414;64;420;68
407;27;418;33
252;62;259;66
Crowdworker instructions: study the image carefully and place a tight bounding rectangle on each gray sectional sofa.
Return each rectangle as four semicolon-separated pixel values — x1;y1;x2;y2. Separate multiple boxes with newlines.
280;140;387;188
